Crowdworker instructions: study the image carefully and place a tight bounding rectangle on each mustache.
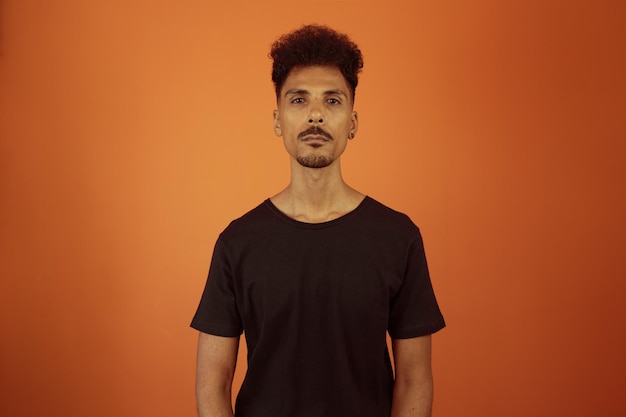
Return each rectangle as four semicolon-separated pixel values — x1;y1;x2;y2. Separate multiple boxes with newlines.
298;126;333;141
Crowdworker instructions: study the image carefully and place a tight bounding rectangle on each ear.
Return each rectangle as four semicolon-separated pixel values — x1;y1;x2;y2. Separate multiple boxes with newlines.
273;109;282;136
349;111;359;139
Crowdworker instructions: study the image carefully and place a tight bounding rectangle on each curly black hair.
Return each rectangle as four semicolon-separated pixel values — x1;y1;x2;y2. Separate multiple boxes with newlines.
270;24;364;101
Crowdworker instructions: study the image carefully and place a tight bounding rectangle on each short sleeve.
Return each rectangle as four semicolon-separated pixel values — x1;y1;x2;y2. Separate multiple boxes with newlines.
190;236;243;337
388;229;445;339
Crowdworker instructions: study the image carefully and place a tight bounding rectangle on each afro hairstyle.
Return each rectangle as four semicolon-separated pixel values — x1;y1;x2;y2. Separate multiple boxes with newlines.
270;24;364;101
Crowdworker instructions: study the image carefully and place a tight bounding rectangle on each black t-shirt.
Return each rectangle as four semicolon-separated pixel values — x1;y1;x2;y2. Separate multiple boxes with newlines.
191;197;445;417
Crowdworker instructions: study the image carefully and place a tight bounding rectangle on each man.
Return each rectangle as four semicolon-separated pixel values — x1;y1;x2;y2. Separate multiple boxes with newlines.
191;24;445;417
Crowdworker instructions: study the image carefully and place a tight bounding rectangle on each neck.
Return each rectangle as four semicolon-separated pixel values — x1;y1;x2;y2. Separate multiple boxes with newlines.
271;159;364;223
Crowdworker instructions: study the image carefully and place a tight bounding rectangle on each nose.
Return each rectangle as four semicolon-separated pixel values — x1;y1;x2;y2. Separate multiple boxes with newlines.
308;102;324;124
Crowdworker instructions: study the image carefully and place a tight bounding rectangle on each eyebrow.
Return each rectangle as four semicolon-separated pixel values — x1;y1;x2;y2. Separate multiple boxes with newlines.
284;88;309;98
283;88;348;98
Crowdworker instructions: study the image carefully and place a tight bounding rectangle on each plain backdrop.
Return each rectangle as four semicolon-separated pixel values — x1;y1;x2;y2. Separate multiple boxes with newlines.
1;0;625;416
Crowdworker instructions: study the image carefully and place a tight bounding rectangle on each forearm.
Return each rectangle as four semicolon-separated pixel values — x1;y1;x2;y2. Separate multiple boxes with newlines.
195;332;239;417
196;382;234;417
390;376;433;417
390;335;435;417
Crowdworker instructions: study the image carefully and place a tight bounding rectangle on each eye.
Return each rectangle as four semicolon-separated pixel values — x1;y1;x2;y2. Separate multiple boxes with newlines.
291;97;305;104
327;98;341;105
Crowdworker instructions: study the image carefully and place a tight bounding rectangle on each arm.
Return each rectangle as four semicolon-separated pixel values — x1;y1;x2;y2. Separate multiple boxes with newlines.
390;335;434;417
195;331;240;417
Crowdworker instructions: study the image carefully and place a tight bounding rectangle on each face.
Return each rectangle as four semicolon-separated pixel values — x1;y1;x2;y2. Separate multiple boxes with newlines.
273;65;358;169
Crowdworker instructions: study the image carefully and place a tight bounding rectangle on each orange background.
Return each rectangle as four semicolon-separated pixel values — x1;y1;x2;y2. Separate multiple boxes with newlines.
1;1;625;416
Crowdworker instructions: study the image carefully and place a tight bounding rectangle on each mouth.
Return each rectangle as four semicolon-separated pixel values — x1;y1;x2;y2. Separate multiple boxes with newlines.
301;134;330;144
298;127;333;142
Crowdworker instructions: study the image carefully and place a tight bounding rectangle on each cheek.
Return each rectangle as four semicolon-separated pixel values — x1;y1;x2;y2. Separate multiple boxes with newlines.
282;117;305;135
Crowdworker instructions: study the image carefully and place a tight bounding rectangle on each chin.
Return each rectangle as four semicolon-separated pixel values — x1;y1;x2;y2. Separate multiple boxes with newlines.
296;155;333;168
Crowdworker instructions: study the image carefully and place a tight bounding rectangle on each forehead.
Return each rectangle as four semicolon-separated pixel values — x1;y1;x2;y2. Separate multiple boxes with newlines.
281;65;351;97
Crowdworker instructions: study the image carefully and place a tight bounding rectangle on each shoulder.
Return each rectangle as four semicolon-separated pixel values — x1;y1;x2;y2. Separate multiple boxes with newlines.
361;196;420;234
218;199;280;242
